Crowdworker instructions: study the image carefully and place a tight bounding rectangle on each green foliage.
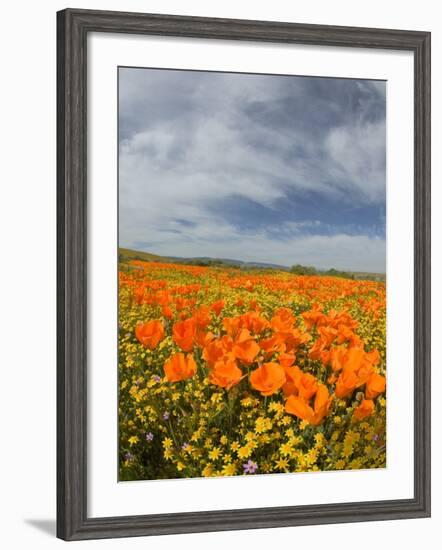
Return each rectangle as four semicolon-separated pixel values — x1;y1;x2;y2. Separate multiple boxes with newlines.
290;264;357;280
290;264;318;276
324;268;355;280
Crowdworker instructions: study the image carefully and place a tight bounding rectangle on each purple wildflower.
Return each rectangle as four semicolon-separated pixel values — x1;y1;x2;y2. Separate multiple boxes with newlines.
181;442;189;451
152;375;161;383
124;452;134;461
243;460;258;474
163;411;170;420
145;432;154;442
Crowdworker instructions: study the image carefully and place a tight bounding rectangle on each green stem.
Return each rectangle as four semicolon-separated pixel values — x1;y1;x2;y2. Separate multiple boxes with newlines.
227;390;235;437
168;419;179;449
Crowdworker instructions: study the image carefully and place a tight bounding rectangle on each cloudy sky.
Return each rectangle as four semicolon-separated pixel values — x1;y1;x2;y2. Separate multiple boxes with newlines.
119;67;386;272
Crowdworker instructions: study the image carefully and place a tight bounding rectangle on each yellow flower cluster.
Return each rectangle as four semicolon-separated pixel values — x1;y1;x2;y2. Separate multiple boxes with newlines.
118;260;386;481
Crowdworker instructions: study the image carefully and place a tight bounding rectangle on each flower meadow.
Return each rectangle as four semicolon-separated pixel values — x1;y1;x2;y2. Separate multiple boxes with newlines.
118;259;386;481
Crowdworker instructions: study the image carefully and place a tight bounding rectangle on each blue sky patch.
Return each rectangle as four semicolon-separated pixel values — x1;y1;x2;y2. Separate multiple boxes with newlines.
119;68;386;272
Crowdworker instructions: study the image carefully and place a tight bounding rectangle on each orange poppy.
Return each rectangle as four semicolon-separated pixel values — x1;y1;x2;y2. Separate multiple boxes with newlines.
297;372;319;400
308;337;327;361
135;319;165;350
279;353;296;368
366;348;381;366
270;308;294;332
353;399;375;420
317;326;338;347
202;337;227;368
194;328;212;348
193;305;211;329
172;318;196;352
285;383;332;425
234;327;253;344
310;384;333;425
336;324;362;346
241;311;269;334
164;353;197;382
250;362;286;396
335;368;359;398
155;290;171;306
174;297;187;311
351;360;373;388
260;334;286;356
302;308;324;329
210;357;242;389
334;346;376;397
133;285;146;305
329;345;347;372
344;347;367;371
285;394;313;421
365;372;386;399
308;336;331;366
233;339;260;364
244;280;254;291
282;364;302;396
220;334;234;353
222;317;242;339
162;305;173;320
281;366;318;400
232;328;260;364
211;300;225;316
282;328;310;353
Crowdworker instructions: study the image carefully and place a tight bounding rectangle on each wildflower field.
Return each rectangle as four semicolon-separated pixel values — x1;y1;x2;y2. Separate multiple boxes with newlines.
119;259;386;481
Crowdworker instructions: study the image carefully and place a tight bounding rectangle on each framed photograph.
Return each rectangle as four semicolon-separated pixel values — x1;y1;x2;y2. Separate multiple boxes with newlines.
57;8;431;541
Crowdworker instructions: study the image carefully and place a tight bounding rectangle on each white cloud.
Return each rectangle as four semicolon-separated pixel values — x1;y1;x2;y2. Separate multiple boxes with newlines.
120;208;385;272
325;120;386;203
119;69;386;272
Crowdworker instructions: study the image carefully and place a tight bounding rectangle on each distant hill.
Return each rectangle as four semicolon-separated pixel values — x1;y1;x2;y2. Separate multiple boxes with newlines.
118;247;385;281
118;248;167;263
166;255;289;270
349;271;386;282
118;247;288;270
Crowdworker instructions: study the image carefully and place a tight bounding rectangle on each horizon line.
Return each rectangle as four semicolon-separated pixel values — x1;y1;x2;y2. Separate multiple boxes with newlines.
118;246;386;275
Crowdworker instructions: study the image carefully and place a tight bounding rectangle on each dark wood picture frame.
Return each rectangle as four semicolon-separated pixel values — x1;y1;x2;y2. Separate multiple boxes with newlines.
57;8;431;541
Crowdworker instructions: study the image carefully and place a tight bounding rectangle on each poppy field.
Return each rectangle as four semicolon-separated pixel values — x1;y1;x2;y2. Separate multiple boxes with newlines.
119;259;386;481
